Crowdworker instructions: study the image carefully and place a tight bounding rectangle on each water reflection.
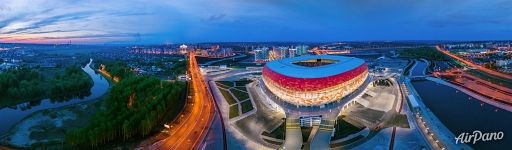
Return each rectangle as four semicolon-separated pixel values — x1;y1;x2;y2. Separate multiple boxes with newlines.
0;59;110;135
412;80;512;149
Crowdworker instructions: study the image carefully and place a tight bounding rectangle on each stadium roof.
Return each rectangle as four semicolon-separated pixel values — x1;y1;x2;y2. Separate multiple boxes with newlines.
265;55;365;78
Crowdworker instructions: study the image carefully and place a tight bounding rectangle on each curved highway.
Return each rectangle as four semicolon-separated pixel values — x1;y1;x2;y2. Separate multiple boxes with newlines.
436;45;512;80
157;52;215;150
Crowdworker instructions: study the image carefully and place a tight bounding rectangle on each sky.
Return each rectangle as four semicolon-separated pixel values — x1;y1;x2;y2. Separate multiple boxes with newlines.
0;0;510;44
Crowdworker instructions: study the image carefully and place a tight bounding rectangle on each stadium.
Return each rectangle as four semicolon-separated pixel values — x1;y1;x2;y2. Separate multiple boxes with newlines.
262;55;368;106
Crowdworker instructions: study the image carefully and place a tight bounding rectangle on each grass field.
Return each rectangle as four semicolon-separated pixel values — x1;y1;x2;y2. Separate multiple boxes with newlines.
229;105;239;119
215;82;231;89
240;100;254;113
332;117;364;140
217;81;234;87
301;127;312;142
234;80;252;86
390;114;410;128
234;86;247;91
262;121;285;140
219;88;237;104
230;88;250;101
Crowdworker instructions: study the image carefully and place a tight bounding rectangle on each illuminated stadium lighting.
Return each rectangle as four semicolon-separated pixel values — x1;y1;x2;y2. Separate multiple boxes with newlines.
262;55;368;106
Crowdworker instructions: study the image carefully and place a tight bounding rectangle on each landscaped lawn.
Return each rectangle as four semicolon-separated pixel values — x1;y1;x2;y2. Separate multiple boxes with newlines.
229;105;239;119
234;86;247;92
230;88;250;101
215;82;231;89
219;88;237;105
234;79;252;86
262;121;285;140
301;127;312;142
217;81;234;87
240;100;254;114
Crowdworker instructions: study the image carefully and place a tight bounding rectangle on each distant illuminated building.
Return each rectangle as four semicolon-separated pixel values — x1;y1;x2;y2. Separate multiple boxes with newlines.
179;44;188;54
254;49;262;62
254;47;270;62
296;45;309;55
288;48;297;58
278;47;288;59
211;45;220;51
268;50;280;61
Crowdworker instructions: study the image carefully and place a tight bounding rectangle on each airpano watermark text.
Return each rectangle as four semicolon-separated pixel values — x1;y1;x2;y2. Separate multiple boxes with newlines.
455;131;504;144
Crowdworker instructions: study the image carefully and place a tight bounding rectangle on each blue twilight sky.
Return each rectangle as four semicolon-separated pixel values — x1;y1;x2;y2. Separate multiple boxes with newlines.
0;0;510;44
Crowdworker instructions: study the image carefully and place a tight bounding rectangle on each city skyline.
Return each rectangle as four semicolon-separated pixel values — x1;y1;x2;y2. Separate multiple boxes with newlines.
0;0;511;44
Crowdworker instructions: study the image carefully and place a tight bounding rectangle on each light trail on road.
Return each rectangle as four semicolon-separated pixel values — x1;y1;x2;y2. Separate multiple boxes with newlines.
157;52;215;150
436;45;512;80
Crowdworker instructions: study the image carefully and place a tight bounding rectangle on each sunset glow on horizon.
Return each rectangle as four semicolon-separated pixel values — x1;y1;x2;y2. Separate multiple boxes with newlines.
1;0;511;44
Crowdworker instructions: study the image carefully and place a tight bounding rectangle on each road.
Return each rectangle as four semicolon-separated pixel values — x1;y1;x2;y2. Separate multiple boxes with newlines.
98;64;120;82
157;52;215;150
436;45;512;80
200;54;247;66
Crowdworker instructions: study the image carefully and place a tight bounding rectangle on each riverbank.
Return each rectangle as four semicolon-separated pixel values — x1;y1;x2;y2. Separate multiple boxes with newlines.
404;78;471;150
427;77;512;112
0;59;110;136
0;59;111;149
409;77;512;149
0;61;95;109
1;95;104;148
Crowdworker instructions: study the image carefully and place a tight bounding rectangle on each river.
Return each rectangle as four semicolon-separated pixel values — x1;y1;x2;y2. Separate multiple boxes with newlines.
411;60;427;76
412;80;512;149
0;59;110;135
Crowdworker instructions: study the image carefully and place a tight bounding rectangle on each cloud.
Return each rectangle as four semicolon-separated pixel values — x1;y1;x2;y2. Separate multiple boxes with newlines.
0;5;10;14
0;0;511;43
0;11;97;34
0;32;148;42
202;13;227;22
14;29;80;34
107;11;154;17
425;0;512;28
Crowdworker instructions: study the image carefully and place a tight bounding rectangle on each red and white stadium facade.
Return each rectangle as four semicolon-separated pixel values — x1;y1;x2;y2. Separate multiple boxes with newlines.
262;55;368;106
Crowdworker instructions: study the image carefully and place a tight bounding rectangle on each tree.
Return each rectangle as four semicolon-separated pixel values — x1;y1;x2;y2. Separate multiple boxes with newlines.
65;75;186;148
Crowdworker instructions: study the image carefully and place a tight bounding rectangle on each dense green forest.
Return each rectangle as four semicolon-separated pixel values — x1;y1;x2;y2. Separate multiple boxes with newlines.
97;58;186;80
64;76;186;147
167;60;186;76
399;47;449;61
50;67;94;100
0;68;46;102
0;66;93;108
101;61;133;79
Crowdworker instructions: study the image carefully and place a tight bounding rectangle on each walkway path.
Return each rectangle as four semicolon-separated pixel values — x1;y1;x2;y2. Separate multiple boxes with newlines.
403;78;471;150
282;117;303;150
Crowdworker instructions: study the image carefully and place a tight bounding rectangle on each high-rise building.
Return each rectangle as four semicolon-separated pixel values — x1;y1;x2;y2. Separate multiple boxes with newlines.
254;47;270;62
289;48;297;58
277;47;288;59
296;45;309;55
